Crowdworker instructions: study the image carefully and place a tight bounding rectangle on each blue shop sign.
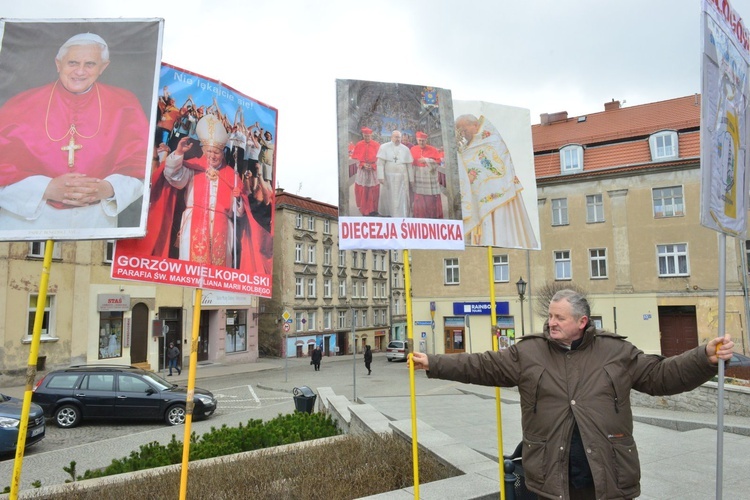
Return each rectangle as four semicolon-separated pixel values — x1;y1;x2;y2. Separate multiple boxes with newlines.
453;302;509;315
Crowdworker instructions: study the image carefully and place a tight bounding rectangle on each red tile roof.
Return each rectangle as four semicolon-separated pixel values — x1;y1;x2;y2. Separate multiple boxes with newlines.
276;189;339;217
533;95;702;180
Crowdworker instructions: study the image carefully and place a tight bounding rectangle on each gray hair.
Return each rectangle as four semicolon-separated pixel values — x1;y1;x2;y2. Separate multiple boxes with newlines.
455;114;479;127
551;289;590;320
56;33;109;62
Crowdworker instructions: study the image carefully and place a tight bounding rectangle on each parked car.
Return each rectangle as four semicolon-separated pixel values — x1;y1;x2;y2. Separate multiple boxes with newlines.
386;340;409;362
0;393;45;454
32;365;217;428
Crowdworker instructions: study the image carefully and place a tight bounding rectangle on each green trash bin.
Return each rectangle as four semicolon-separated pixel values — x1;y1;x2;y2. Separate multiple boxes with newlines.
293;386;317;413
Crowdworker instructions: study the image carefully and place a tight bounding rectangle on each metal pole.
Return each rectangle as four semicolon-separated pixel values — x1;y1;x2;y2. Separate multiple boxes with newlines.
520;295;526;336
716;233;726;499
351;304;356;402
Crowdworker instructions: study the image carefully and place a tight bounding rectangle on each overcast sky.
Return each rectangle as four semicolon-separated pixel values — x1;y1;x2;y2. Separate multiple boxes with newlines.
3;0;748;205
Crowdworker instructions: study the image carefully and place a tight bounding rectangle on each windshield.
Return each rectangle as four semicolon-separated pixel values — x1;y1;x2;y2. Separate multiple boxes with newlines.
140;372;175;390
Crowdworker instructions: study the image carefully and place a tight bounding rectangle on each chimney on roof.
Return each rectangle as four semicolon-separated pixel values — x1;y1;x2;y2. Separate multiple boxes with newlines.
539;111;569;125
604;99;621;111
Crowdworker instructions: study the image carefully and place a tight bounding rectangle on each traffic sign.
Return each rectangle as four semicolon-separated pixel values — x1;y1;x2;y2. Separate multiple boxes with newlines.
283;323;290;332
282;311;291;322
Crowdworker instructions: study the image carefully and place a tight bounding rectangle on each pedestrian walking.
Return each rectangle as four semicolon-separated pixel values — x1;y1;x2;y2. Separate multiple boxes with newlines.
311;346;322;371
364;345;373;375
166;342;181;376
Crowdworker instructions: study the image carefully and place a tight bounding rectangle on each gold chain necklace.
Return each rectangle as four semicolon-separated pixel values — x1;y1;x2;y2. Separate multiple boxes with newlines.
45;80;102;142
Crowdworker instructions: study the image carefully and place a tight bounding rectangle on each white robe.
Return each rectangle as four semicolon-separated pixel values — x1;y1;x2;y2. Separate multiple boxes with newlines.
376;141;413;217
458;116;538;249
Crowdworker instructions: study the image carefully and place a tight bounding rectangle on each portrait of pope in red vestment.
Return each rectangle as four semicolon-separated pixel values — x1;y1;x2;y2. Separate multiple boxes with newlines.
0;21;160;240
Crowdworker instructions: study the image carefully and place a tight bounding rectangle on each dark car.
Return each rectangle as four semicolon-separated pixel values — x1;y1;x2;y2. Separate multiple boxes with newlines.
32;365;217;428
0;393;45;453
386;340;409;362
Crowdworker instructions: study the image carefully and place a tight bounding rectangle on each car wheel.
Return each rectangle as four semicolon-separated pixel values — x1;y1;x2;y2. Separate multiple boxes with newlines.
165;404;186;425
387;358;392;362
54;404;82;428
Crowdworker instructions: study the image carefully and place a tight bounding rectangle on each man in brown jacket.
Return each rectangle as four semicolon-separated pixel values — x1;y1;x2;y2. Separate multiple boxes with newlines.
411;289;734;500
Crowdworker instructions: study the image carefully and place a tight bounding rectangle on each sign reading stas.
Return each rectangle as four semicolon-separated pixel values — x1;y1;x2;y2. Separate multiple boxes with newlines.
336;79;464;251
700;0;750;237
0;18;163;242
112;64;277;298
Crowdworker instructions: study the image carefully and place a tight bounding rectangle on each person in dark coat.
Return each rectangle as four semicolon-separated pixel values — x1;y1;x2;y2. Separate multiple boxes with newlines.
364;345;373;375
311;346;322;371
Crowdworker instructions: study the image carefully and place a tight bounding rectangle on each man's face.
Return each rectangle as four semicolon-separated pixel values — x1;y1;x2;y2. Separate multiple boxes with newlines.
363;133;372;142
456;119;478;142
547;299;587;345
391;131;402;145
55;44;109;94
203;146;224;169
417;138;427;147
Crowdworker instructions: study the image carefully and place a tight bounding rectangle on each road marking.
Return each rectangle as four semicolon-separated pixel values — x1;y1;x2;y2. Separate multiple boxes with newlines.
247;384;260;403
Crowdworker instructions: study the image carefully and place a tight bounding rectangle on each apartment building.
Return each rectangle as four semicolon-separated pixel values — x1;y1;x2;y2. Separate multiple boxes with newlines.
268;190;391;357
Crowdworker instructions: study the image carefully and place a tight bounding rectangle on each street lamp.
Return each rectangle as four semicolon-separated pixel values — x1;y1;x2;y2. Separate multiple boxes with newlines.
516;277;527;337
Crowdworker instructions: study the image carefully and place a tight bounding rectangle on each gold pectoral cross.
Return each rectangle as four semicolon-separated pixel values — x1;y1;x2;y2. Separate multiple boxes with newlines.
61;134;82;169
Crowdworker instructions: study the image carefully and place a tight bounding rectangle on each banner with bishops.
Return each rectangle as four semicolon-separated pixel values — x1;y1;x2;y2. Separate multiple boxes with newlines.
0;18;163;241
336;79;464;251
113;64;277;298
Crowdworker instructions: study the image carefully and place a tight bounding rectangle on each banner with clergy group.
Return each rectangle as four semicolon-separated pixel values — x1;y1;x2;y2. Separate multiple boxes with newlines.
452;100;541;250
112;64;277;298
0;18;163;241
336;79;464;250
700;0;750;237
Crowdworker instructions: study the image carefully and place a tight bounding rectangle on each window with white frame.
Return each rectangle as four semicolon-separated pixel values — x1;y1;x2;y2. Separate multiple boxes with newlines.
649;131;678;161
360;280;368;298
586;194;604;223
444;258;459;285
493;255;509;282
295;311;304;331
657;244;689;277
308;311;317;330
324;247;331;266
338;250;346;267
652;186;684;218
352;252;359;269
307;244;316;264
25;294;56;341
552;198;568;226
307;216;315;231
29;241;62;259
104;241;115;263
589;248;607;279
307;278;316;298
560;145;583;172
338;310;347;329
554;250;572;280
324;311;332;330
380;282;387;298
352;281;360;298
324;278;332;298
361;310;368;327
360;252;367;269
394;298;401;315
353;309;359;327
295;213;302;228
295;243;303;263
324;219;330;234
392;270;401;288
295;277;304;297
339;280;346;297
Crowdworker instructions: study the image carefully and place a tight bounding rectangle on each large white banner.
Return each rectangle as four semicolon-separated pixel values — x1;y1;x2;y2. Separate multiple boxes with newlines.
700;0;750;237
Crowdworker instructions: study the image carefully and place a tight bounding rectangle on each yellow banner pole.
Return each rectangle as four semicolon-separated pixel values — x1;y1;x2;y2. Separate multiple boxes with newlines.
404;249;420;499
487;246;506;499
179;287;202;499
10;240;55;499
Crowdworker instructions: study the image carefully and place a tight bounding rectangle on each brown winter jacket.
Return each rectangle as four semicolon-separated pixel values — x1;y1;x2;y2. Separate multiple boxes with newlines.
425;323;718;500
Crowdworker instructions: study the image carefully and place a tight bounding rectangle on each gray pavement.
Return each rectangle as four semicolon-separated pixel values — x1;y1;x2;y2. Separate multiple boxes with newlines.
2;354;750;498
